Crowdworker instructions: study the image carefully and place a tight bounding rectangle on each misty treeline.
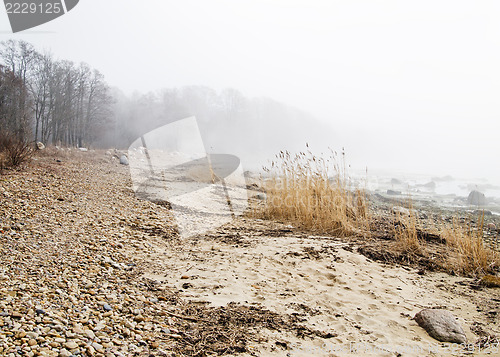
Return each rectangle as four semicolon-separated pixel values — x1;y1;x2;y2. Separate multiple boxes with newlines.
0;40;112;147
0;40;332;166
111;86;333;168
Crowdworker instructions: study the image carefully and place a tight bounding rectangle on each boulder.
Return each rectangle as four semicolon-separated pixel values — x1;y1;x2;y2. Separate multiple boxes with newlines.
391;178;403;185
36;142;45;150
253;193;267;200
467;190;487;206
473;209;492;216
120;155;129;166
414;309;467;344
392;206;411;216
421;181;436;190
387;189;401;195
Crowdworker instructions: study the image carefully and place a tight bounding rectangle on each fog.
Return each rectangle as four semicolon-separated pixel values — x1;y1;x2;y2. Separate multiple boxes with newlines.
2;0;500;182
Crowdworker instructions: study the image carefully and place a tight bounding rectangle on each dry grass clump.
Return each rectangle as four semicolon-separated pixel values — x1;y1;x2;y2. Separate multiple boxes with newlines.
393;205;422;255
0;132;33;170
442;213;500;277
261;147;368;237
479;274;500;288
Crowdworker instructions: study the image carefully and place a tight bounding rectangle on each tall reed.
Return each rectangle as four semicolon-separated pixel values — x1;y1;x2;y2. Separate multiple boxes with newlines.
393;201;422;255
261;147;368;236
442;212;500;276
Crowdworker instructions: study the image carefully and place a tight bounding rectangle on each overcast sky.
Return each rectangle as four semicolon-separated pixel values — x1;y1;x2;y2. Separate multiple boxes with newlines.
1;0;499;181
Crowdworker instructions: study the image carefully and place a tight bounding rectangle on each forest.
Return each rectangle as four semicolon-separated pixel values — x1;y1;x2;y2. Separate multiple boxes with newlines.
0;40;332;169
0;40;112;147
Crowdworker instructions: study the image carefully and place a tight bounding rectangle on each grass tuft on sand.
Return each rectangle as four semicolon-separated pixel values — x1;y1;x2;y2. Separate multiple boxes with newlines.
393;205;422;256
260;147;368;237
442;213;500;277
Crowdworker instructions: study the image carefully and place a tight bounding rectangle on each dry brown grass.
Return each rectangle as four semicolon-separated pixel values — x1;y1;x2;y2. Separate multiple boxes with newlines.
479;274;500;288
260;147;368;236
393;204;422;255
442;213;500;276
257;147;499;278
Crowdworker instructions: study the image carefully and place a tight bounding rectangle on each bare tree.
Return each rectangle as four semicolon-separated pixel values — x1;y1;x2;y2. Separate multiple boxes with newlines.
0;40;114;147
220;88;246;121
0;65;31;139
0;40;37;140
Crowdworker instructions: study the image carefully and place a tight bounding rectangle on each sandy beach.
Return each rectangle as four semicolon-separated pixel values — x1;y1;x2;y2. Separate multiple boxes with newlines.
0;150;499;356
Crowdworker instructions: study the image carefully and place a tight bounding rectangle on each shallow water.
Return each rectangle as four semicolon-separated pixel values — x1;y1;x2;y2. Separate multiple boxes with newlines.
349;171;500;214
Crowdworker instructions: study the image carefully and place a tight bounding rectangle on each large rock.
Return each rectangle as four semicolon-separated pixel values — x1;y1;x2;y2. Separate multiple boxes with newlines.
414;309;467;344
467;190;487;206
120;155;129;166
391;178;403;185
387;189;401;195
421;181;436;190
392;206;411;216
253;193;267;200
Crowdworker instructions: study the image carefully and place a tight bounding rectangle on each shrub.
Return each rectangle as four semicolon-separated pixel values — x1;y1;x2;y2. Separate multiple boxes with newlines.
0;132;33;170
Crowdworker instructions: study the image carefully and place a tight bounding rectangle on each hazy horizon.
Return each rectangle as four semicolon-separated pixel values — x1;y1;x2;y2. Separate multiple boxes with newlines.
1;0;500;182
